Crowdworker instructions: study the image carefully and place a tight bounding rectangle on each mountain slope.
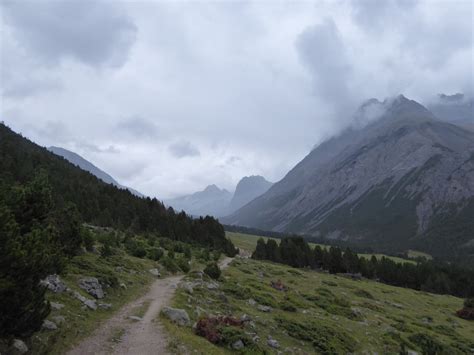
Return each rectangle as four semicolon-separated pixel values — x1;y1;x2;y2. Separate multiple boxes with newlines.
48;146;144;197
165;185;232;217
228;175;273;213
224;96;474;258
0;123;234;252
428;93;473;131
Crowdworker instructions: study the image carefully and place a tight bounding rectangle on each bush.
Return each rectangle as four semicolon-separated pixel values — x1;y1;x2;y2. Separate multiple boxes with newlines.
81;228;95;252
177;257;190;273
168;250;175;259
204;262;221;280
148;247;164;261
464;298;474;308
161;256;179;273
100;242;115;257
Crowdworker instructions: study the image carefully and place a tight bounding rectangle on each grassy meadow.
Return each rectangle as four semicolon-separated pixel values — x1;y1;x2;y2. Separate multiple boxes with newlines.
165;257;473;354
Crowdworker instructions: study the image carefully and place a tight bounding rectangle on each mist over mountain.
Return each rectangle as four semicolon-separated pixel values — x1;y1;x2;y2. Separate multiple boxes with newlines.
165;176;273;218
428;93;473;131
165;184;232;217
229;175;273;213
48;146;144;197
224;95;474;258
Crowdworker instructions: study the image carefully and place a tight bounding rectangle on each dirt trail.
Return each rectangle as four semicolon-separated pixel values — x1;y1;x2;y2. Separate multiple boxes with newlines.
67;257;233;355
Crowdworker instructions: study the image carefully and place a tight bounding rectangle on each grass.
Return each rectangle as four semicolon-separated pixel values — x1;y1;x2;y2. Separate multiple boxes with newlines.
29;249;158;354
227;231;419;264
165;257;474;354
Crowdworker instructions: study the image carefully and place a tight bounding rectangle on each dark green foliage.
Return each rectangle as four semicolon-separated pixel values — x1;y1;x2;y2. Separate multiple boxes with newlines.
252;236;474;298
0;175;61;337
81;228;95;252
204;262;221;280
275;317;356;353
176;257;190;273
0;124;236;255
408;333;448;354
464;298;474;308
54;202;82;256
161;256;179;273
148;247;164;261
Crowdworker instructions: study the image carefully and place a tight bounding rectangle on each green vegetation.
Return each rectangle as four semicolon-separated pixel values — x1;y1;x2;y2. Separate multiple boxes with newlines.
0;123;237;255
204;262;221;280
252;236;474;298
165;258;474;354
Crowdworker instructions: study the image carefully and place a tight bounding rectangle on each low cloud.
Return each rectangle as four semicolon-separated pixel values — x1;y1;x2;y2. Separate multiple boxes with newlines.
168;141;200;159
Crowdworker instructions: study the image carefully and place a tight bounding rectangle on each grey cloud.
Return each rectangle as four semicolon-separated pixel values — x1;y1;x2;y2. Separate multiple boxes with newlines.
351;0;417;31
116;117;159;140
2;0;136;68
168;141;200;159
296;19;355;115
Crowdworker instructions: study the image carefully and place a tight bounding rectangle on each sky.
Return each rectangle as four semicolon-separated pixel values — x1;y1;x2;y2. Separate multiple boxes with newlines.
1;0;473;199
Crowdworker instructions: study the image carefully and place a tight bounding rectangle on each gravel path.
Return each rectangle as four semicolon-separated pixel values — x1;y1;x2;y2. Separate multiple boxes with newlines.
67;257;233;355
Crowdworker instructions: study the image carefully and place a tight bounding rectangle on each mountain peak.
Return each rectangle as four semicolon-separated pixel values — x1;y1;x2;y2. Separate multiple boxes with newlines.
383;94;430;116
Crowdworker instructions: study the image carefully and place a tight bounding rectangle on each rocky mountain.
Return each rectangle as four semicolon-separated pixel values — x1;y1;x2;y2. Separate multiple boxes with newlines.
165;184;232;217
229;175;273;213
224;95;474;258
48;146;144;197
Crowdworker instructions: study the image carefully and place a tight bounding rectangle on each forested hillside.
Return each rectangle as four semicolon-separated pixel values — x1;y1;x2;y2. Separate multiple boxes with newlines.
0;123;235;253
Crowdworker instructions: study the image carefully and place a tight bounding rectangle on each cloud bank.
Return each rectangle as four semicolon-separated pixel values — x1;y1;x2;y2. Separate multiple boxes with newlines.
1;0;472;198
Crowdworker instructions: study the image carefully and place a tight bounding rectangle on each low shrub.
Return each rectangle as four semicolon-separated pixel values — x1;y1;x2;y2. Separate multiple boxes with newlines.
204;262;221;280
161;256;179;273
177;257;190;273
195;316;243;344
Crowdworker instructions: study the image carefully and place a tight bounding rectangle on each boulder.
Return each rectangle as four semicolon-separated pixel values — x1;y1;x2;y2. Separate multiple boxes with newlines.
232;340;245;350
50;302;65;310
120;282;127;289
42;320;58;331
78;277;104;299
11;339;28;354
99;303;112;310
40;274;67;293
148;268;161;277
52;315;66;324
267;336;279;348
248;298;256;306
180;282;194;294
161;307;190;326
257;305;272;313
128;316;142;321
71;290;97;310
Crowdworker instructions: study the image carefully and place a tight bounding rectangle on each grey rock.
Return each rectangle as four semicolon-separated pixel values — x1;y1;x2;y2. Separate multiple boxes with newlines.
50;302;65;310
11;339;28;354
84;299;98;310
120;283;127;289
180;282;194;294
267;336;279;348
206;282;219;290
257;305;272;313
228;175;273;213
40;274;67;293
161;307;190;326
71;290;97;310
78;277;104;299
42;320;58;330
240;314;252;322
128;316;142;321
232;340;245;350
148;268;161;277
248;298;256;306
52;315;66;324
99;303;112;310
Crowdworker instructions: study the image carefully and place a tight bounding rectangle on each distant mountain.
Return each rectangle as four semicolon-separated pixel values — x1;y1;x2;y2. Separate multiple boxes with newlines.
165;184;232;217
224;95;474;259
428;93;473;131
48;146;144;197
228;175;272;213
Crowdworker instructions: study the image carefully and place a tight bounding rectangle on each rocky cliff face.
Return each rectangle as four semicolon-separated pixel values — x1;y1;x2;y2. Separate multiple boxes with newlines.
224;96;474;256
228;175;273;213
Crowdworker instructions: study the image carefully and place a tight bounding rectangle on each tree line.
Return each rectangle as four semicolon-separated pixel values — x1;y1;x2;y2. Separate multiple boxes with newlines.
252;237;474;298
0;123;236;255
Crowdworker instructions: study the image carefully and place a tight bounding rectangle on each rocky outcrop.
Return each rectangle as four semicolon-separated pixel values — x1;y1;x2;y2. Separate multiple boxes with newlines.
11;339;28;354
78;277;104;299
228;175;273;213
161;307;190;326
40;274;67;293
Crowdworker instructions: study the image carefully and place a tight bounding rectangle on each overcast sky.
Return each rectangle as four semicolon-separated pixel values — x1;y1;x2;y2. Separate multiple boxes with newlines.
1;0;472;198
